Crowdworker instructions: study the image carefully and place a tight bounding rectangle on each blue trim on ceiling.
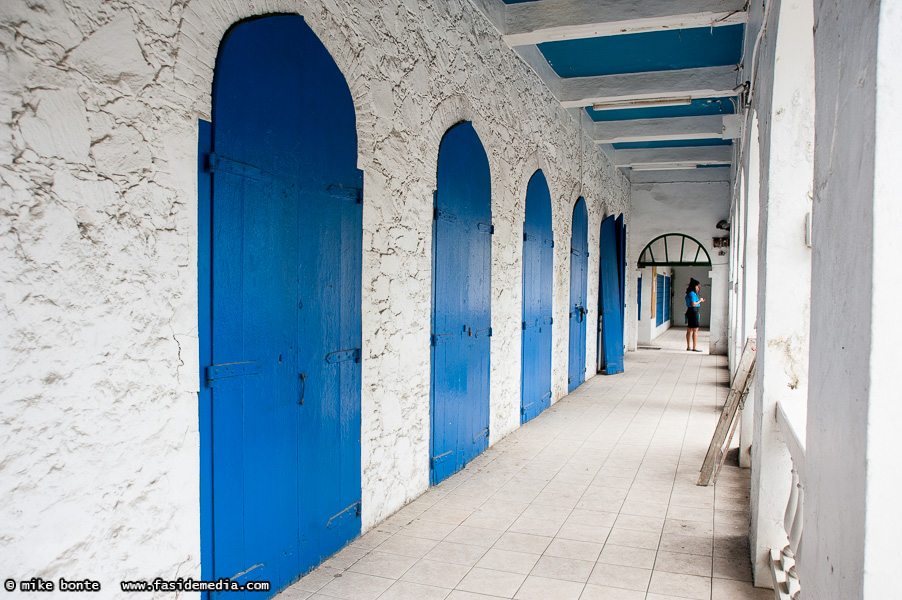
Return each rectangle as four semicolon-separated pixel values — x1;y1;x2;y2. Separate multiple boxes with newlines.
538;24;744;78
612;138;733;150
697;164;731;168
587;98;736;122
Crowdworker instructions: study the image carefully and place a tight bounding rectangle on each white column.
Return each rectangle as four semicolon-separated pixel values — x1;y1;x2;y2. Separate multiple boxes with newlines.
748;0;815;585
738;115;760;470
708;264;729;355
728;173;744;374
637;267;655;345
742;114;761;345
802;1;902;597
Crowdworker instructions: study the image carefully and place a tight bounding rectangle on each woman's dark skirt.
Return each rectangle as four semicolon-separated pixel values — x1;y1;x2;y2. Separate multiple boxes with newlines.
686;307;700;328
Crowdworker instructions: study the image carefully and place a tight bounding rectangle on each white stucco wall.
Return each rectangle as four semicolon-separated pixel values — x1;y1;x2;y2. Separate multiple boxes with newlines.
0;0;629;593
626;169;731;353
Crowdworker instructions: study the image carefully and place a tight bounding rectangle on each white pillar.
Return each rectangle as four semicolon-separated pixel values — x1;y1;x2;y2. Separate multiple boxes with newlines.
738;115;760;470
802;1;902;597
742;114;761;346
728;172;745;374
625;268;637;352
748;0;815;586
708;264;729;355
637;267;655;345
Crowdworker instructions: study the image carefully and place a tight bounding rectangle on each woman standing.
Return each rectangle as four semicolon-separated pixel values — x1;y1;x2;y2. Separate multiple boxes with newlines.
685;278;705;352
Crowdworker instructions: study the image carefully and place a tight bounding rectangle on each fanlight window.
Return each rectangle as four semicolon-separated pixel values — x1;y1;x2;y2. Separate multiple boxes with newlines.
638;233;712;267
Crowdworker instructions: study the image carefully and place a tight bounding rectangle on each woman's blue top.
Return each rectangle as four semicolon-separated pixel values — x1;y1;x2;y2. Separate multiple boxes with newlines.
686;291;700;308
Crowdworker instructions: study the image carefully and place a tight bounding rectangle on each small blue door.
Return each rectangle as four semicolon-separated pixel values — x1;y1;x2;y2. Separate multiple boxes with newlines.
431;122;492;484
521;170;553;423
204;16;361;597
568;198;588;392
599;215;624;374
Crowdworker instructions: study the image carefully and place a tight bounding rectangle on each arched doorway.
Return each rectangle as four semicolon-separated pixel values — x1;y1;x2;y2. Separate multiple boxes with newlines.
521;170;553;423
200;15;362;595
430;121;492;485
568;197;588;392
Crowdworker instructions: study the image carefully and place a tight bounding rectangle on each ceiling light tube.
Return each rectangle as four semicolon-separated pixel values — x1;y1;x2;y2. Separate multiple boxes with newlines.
592;96;692;111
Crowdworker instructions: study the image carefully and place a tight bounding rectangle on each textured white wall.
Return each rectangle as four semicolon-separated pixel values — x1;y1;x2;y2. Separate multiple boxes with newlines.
0;0;629;592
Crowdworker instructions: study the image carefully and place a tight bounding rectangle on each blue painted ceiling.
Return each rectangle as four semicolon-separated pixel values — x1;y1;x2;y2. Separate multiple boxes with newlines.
538;25;744;78
587;98;736;122
499;2;747;171
611;138;733;150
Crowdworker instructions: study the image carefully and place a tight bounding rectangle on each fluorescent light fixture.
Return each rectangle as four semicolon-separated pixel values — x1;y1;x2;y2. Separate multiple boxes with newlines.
592;96;692;111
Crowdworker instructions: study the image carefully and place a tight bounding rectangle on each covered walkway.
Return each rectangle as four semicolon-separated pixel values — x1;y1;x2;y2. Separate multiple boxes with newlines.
277;329;766;600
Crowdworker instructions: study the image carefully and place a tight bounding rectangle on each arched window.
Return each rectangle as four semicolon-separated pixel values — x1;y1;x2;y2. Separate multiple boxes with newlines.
638;233;712;267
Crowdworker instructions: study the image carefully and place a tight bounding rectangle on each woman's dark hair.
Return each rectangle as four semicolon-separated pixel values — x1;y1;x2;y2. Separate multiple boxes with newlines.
686;278;700;295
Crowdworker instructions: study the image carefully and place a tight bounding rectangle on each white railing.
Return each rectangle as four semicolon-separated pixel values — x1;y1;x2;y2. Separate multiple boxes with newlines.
771;400;806;600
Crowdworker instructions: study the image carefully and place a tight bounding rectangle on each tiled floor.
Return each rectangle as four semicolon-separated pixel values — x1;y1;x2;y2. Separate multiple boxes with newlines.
277;327;768;600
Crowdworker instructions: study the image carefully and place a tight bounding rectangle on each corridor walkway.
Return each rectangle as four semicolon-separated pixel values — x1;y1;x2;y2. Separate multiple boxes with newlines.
277;328;766;600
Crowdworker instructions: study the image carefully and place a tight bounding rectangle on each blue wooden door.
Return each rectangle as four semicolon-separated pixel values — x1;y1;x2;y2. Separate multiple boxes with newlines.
664;276;672;322
599;215;624;374
616;214;626;333
637;276;642;320
431;122;492;485
656;273;665;326
206;16;361;597
568;198;588;392
521;170;553;423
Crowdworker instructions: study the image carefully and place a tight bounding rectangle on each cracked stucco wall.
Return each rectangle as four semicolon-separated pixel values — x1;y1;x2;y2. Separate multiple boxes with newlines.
0;0;628;591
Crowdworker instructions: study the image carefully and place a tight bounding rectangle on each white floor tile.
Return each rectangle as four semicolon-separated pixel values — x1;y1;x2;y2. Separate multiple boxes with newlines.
276;330;755;600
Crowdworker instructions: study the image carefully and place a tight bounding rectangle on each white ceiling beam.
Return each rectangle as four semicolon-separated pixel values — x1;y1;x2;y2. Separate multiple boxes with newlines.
505;12;747;47
559;65;738;108
513;45;564;98
614;145;733;168
502;0;746;42
593;115;728;144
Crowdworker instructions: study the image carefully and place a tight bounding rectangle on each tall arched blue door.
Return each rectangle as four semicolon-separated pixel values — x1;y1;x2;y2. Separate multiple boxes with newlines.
431;122;492;484
521;170;553;423
568;198;588;392
205;16;362;597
